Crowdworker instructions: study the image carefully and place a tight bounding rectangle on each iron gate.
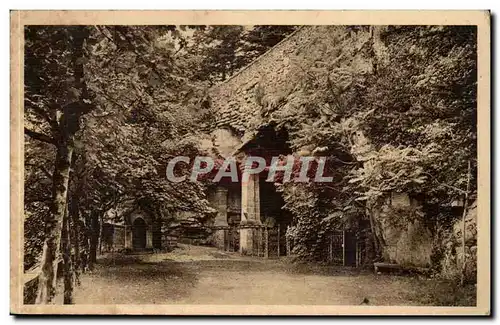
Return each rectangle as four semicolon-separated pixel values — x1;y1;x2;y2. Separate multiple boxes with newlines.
326;231;362;266
218;224;285;258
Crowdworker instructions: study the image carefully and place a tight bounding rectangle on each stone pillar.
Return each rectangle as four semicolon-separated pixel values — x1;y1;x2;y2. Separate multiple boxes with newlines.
124;225;132;249
146;225;153;249
240;172;261;255
213;187;228;250
241;173;260;225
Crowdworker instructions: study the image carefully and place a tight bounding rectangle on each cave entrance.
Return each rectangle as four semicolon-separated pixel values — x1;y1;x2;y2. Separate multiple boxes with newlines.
243;124;293;256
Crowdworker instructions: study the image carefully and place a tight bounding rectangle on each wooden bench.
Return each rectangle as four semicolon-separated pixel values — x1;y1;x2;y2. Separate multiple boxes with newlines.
374;262;401;273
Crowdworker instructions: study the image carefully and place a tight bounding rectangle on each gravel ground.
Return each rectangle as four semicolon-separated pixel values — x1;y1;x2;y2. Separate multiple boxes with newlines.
64;244;475;306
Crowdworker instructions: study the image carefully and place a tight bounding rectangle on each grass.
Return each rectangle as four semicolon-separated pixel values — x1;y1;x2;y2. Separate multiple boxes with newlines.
405;278;477;306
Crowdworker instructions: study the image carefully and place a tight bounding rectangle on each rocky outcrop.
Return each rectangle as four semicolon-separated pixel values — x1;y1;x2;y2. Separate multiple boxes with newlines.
371;192;433;267
441;200;477;281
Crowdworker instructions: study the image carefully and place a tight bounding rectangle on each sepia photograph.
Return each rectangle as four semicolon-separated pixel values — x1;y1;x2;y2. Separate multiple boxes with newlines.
10;10;490;315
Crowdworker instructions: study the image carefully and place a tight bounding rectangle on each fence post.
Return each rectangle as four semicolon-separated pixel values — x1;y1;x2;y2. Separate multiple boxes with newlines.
250;228;254;256
277;224;280;257
233;226;236;252
255;227;258;256
356;240;359;268
342;230;346;266
262;227;264;257
329;234;333;263
223;228;227;252
286;228;291;257
265;226;269;259
257;227;261;257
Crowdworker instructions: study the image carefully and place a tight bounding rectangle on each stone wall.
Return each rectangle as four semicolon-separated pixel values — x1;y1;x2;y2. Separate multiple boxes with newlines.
112;225;126;250
211;128;243;158
209;26;386;141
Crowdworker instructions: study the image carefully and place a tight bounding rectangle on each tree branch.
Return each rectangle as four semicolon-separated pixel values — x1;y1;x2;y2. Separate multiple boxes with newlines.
25;196;52;204
25;162;53;179
24;127;56;145
25;99;59;131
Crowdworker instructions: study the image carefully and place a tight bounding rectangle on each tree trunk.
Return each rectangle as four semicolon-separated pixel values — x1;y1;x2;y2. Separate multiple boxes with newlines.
460;160;471;286
35;139;74;304
98;215;104;255
89;212;100;269
69;194;81;285
61;205;74;304
83;213;92;271
35;26;90;304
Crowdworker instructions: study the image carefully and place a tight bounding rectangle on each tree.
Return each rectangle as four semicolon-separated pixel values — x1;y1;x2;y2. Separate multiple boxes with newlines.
240;25;297;63
187;26;245;83
24;25;216;303
186;25;297;83
25;26;93;304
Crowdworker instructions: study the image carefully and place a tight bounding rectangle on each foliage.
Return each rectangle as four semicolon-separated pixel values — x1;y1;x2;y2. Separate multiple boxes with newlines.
187;26;246;83
363;26;477;202
24;26;90;272
348;144;439;202
24;25;299;276
23;26;213;273
240;25;298;64
23;24;478;297
186;25;297;83
81;26;214;218
261;26;477;262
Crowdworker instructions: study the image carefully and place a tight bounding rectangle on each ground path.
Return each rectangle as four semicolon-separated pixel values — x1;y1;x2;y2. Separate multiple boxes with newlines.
66;244;462;305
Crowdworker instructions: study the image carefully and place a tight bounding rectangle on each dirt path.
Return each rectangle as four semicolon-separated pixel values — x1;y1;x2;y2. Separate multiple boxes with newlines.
66;245;446;305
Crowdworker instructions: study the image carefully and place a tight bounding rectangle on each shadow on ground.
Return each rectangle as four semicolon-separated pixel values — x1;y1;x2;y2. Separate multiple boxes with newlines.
64;245;476;306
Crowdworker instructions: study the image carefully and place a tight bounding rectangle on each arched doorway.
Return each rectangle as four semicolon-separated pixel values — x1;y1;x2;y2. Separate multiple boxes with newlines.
132;218;147;250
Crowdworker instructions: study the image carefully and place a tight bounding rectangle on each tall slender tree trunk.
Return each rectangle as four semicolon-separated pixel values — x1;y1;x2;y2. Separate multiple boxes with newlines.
69;193;81;285
89;212;100;269
35;138;74;304
460;160;472;286
35;26;90;304
83;214;92;271
61;205;74;304
98;215;104;255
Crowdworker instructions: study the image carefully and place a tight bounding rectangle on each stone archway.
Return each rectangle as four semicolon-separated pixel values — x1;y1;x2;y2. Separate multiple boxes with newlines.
132;217;147;250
